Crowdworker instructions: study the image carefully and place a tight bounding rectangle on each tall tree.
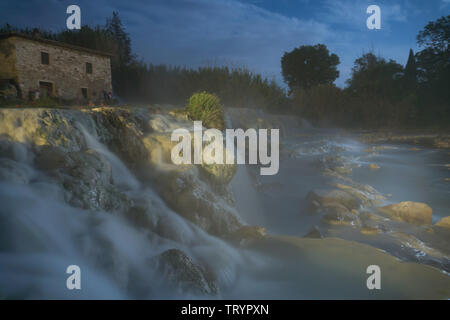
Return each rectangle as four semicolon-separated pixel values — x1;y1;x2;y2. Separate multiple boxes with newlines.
281;44;340;93
404;48;417;87
105;12;135;96
105;11;133;66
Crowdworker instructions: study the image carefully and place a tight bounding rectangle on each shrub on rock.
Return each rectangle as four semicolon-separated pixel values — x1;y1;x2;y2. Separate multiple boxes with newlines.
185;92;225;130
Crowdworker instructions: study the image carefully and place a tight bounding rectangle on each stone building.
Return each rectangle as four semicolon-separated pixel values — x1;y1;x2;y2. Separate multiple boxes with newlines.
0;32;112;102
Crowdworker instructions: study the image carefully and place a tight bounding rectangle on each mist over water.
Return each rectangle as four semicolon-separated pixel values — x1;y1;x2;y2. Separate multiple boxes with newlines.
237;132;450;234
0;107;449;299
0;151;243;299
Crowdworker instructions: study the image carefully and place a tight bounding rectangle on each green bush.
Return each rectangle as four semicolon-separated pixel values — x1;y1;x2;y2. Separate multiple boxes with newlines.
185;92;225;130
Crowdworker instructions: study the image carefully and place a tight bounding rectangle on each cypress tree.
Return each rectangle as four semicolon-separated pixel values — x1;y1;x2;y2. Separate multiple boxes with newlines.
404;48;417;87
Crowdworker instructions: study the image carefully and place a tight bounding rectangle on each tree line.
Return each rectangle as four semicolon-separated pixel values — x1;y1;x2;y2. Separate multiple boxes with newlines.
0;12;287;112
1;13;448;129
282;15;449;129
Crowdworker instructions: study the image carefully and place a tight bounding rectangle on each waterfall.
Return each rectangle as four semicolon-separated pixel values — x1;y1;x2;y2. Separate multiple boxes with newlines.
0;122;246;298
78;124;140;191
0;107;449;299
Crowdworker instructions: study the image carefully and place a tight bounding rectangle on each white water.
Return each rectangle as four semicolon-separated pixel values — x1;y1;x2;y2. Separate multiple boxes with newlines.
0;128;247;299
79;125;140;190
0;108;449;299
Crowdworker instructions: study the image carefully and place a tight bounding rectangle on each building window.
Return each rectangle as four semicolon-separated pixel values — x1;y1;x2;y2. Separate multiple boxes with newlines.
81;88;88;99
41;52;49;65
86;62;92;74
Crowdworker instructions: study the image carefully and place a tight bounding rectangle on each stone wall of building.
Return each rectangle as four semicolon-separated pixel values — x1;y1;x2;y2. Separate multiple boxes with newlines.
0;38;21;98
0;38;18;81
13;36;112;101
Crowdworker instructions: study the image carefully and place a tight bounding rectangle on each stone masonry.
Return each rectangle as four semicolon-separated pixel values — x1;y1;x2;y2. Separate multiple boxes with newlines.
0;33;112;102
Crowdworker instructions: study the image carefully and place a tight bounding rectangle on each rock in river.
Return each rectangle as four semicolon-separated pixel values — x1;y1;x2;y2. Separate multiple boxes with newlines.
434;216;450;229
150;249;217;296
306;189;361;212
377;201;432;226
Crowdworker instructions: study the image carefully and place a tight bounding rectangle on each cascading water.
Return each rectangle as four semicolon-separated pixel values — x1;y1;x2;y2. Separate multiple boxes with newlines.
79;124;140;190
0;107;449;299
0;114;244;298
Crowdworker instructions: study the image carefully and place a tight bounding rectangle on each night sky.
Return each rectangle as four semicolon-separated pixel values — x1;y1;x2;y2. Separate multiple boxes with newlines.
1;0;448;87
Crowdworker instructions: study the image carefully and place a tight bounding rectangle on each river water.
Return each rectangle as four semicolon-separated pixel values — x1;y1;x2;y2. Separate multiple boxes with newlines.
232;129;450;234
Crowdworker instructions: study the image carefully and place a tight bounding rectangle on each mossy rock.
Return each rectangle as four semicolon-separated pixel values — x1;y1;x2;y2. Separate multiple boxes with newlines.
150;249;217;296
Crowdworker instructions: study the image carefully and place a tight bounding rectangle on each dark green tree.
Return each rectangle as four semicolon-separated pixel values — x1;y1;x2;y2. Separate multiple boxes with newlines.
105;11;133;66
416;15;450;102
346;52;404;99
403;48;417;87
417;15;450;52
281;44;340;92
104;11;135;97
55;25;117;55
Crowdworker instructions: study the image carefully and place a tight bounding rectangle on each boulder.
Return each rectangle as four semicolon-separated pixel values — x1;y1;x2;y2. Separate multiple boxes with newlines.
435;216;450;229
306;189;361;212
38;147;132;212
0;108;88;151
306;189;362;226
360;226;381;235
335;183;385;207
153;167;242;236
142;133;178;166
199;162;237;186
304;226;323;239
143;126;237;187
34;145;70;171
226;226;266;245
322;209;360;226
359;212;388;233
151;249;217;296
378;201;432;226
90;107;149;169
141;127;241;236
